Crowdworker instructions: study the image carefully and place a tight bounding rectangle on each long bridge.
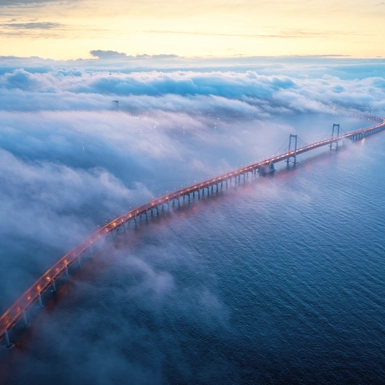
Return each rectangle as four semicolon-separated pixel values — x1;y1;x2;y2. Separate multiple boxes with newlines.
1;114;385;348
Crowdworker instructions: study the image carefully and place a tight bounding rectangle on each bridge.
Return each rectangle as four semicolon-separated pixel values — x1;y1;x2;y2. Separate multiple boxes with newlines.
1;114;385;348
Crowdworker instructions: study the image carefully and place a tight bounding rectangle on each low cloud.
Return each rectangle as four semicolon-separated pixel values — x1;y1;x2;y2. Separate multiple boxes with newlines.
90;50;128;59
0;22;61;29
0;0;55;4
90;50;179;60
0;67;384;117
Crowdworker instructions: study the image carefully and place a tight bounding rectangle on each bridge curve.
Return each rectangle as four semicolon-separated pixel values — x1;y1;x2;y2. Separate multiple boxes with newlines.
1;114;385;347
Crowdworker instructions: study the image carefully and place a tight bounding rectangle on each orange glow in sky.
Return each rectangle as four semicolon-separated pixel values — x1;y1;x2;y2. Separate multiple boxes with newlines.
0;0;384;59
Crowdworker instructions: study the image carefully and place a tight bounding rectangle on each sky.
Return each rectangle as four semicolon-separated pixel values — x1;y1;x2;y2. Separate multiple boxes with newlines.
0;0;385;59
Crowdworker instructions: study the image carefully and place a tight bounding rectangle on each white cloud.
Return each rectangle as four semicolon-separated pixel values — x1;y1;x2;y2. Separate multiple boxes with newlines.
0;59;384;382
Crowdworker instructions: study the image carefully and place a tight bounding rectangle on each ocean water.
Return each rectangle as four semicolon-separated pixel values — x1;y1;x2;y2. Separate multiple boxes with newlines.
1;115;385;384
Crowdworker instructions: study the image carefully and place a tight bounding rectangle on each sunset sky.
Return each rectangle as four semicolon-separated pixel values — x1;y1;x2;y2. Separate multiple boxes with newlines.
1;0;384;59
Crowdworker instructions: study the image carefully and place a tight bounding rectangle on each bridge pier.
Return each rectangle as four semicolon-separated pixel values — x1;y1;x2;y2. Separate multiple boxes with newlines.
51;279;56;292
38;293;43;307
4;330;12;348
287;134;298;166
23;310;28;326
330;124;340;150
65;265;69;278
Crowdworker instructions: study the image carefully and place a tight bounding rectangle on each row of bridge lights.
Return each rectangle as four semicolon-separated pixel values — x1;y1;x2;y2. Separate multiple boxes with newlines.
5;118;385;345
11;127;381;327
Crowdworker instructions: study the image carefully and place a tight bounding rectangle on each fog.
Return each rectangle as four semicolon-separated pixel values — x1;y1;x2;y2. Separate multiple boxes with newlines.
0;56;384;384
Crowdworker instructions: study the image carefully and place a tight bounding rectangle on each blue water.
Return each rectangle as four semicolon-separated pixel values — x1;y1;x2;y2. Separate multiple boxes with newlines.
1;116;385;384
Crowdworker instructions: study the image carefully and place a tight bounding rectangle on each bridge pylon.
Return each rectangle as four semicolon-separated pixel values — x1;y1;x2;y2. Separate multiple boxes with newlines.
330;124;340;150
287;134;298;166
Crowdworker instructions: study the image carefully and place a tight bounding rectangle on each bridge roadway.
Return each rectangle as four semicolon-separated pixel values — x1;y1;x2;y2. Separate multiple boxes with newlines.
1;114;385;347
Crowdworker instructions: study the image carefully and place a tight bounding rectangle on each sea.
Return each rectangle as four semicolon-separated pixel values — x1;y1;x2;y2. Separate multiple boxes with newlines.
1;113;385;384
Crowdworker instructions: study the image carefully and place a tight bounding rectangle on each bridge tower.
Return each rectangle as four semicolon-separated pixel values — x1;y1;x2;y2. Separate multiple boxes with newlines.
287;134;298;166
330;124;340;150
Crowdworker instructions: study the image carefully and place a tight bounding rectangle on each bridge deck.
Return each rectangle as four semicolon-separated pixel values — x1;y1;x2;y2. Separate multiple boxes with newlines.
1;114;385;343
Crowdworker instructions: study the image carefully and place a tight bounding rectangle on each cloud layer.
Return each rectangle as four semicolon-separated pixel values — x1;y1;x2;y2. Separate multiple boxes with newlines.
0;57;384;383
0;58;383;307
0;64;384;117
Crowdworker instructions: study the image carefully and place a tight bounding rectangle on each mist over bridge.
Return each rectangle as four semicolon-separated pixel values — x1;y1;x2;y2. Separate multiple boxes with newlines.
1;114;385;348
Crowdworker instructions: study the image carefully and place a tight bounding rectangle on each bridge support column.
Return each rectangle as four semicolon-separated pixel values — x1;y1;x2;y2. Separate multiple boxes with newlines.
23;310;28;326
4;330;12;348
38;293;43;307
330;124;340;150
51;279;56;292
287;134;298;166
65;266;69;278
